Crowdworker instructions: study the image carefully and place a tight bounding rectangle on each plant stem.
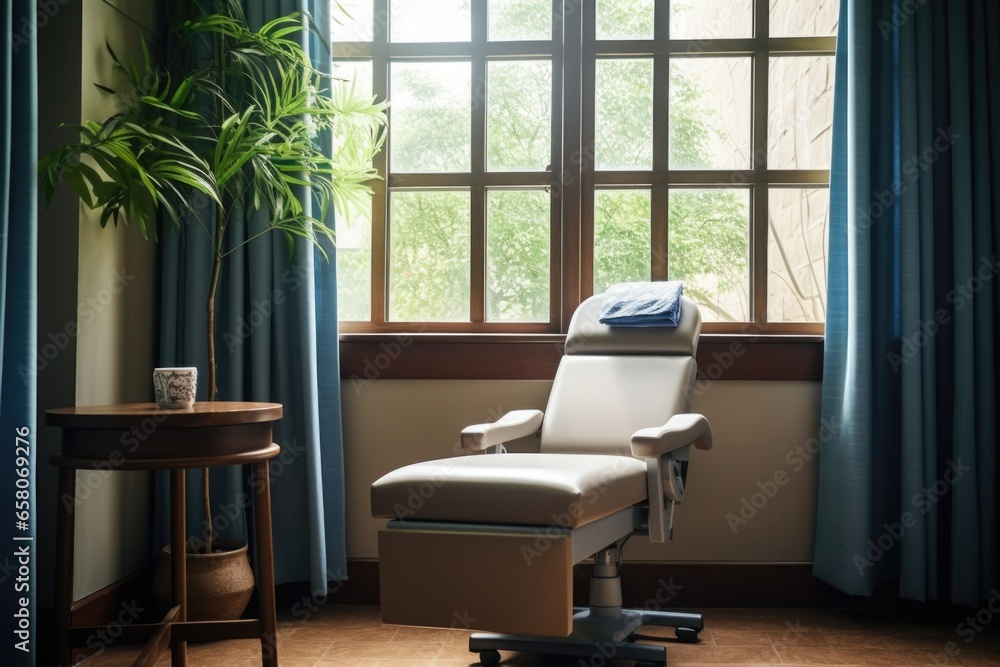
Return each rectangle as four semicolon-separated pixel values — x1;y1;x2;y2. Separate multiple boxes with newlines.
203;202;225;554
208;226;222;403
202;468;211;553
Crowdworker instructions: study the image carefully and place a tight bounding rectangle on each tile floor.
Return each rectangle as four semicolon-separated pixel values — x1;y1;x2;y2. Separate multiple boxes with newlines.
80;605;1000;666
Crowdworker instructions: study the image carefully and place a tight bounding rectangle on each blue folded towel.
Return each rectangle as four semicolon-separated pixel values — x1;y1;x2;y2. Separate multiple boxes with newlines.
599;281;684;327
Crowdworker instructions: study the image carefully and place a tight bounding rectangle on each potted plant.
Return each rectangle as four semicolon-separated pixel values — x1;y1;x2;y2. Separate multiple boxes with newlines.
39;1;386;619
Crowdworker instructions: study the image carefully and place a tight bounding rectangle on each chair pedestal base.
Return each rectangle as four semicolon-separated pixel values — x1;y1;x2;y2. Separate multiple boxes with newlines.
469;606;704;666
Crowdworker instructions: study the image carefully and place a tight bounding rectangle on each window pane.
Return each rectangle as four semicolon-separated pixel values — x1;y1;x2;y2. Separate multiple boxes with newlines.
768;56;835;170
668;189;749;322
670;58;751;169
670;0;752;39
487;60;552;171
486;190;550;322
334;60;374;321
596;0;654;40
771;0;839;37
768;188;828;323
593;189;651;294
390;62;471;173
489;0;552;41
389;191;471;321
332;60;374;168
332;60;373;93
391;0;471;42
595;59;653;170
337;202;373;321
332;0;373;42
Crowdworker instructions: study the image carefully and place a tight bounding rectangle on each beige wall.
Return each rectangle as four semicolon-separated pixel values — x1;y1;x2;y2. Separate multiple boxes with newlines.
344;379;821;563
72;0;160;603
36;0;160;603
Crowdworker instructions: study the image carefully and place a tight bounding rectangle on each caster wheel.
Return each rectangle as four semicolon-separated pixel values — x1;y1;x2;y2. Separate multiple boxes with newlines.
675;627;700;643
479;649;501;666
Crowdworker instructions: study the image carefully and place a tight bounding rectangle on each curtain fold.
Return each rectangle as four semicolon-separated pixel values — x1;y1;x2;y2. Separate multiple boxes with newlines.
0;1;38;663
816;0;998;606
159;0;347;595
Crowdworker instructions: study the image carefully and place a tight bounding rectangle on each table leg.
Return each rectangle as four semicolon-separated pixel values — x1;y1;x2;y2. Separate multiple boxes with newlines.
253;460;279;667
55;468;75;667
170;469;187;667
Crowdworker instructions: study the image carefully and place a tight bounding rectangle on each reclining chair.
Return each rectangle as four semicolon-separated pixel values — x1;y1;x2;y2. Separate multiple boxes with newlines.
370;292;712;666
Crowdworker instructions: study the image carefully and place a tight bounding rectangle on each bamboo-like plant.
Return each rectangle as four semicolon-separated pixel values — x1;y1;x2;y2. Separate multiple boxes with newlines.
40;1;387;553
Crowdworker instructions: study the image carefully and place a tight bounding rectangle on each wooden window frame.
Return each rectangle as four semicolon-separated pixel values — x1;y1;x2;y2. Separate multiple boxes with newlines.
334;1;833;381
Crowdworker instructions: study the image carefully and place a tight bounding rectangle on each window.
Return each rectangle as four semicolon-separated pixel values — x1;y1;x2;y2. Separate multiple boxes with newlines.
332;0;838;335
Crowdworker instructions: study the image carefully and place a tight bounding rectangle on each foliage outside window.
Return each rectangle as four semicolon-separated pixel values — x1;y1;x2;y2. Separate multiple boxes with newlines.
332;0;838;334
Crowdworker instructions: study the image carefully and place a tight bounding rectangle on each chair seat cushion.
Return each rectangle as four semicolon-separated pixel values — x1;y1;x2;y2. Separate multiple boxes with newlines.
371;453;648;528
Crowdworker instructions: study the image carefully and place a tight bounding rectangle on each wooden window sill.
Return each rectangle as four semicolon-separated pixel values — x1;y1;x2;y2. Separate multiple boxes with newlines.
339;333;823;382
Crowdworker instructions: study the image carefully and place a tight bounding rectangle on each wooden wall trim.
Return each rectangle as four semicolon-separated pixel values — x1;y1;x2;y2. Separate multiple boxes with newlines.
277;560;907;610
37;568;157;667
55;556;919;661
339;335;823;382
68;567;155;628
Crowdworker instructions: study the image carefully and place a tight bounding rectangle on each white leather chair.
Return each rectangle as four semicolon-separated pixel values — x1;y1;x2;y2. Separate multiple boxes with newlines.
370;293;712;666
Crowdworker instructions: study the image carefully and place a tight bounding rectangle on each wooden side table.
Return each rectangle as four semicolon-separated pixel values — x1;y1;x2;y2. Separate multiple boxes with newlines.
46;402;284;667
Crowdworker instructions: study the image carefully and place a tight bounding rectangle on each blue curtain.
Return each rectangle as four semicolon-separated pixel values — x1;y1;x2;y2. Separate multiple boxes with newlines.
816;0;998;606
0;0;37;662
159;0;347;595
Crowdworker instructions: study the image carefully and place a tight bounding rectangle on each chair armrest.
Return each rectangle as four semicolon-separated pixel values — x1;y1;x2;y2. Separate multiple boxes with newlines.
635;414;711;542
461;409;544;452
630;413;712;459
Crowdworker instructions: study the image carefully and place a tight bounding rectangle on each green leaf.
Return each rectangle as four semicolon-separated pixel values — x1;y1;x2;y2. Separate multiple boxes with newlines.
40;0;388;285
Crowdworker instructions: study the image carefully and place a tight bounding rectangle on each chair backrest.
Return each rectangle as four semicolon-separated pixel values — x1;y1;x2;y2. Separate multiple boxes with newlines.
540;294;702;456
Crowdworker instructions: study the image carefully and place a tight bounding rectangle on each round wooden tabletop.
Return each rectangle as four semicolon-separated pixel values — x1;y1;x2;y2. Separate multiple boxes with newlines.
45;401;282;428
45;401;283;466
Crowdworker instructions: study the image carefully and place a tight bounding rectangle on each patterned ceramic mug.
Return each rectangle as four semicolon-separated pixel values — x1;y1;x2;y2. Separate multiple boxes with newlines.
153;367;198;409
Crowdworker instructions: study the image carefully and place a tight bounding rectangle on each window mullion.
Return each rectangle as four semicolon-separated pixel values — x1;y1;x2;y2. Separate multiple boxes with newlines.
561;0;596;324
652;2;670;282
577;0;596;306
550;0;566;329
470;3;487;323
371;0;390;325
750;0;770;324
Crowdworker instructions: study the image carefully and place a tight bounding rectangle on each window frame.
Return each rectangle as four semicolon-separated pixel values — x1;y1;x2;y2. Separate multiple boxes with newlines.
335;0;564;333
579;1;835;335
334;0;835;343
